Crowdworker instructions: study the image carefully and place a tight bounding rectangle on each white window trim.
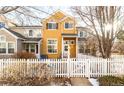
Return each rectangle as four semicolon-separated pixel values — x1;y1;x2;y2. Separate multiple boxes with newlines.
47;38;58;54
0;42;7;54
64;22;74;30
24;43;38;54
0;42;15;55
47;22;58;30
8;42;15;54
0;35;6;42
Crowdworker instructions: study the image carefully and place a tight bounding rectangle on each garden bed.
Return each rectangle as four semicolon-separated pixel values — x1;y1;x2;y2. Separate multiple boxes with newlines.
0;77;71;86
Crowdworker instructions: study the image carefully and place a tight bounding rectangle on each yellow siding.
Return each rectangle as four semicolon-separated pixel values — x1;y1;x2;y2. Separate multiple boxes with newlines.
41;11;77;58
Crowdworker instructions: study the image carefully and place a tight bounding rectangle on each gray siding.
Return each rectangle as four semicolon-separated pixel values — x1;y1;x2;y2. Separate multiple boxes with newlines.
0;29;17;58
17;39;23;52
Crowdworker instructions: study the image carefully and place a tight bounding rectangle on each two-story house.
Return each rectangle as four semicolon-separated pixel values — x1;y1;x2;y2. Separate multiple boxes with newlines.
0;25;42;58
41;10;78;58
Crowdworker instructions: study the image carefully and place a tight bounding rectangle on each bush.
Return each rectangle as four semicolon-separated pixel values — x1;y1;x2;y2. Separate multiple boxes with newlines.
98;76;124;86
13;52;36;59
0;62;53;86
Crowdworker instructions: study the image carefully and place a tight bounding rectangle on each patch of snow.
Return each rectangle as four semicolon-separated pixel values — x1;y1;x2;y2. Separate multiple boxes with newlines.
88;78;99;86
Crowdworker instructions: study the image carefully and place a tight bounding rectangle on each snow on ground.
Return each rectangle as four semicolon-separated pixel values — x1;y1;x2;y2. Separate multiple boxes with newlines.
88;78;99;86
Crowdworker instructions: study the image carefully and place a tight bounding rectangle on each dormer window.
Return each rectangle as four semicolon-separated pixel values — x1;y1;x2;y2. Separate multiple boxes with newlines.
29;30;33;37
47;22;58;30
64;22;73;29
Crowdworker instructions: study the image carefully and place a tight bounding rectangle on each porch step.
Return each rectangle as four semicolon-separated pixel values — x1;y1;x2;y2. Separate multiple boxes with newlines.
70;77;92;86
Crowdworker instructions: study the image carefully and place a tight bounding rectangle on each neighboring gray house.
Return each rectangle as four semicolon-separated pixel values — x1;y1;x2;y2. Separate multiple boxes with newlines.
0;26;42;58
77;26;92;54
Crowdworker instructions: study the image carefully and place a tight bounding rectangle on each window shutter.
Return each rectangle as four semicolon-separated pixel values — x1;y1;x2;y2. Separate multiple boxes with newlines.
46;23;48;29
56;23;58;29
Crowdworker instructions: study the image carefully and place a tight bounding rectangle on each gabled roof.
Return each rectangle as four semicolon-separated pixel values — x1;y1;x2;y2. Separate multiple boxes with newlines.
11;25;42;29
42;10;74;22
0;27;42;42
59;16;75;22
5;28;26;39
0;28;19;39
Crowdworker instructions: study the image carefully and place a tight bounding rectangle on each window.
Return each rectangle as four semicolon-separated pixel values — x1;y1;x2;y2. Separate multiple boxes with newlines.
80;32;84;37
47;23;58;29
0;43;6;53
30;44;35;53
64;22;73;29
79;45;84;53
8;43;15;53
24;44;38;54
47;39;57;53
64;40;69;44
70;40;75;44
0;36;6;42
29;30;33;37
80;31;87;37
64;46;68;51
25;44;29;52
64;40;75;45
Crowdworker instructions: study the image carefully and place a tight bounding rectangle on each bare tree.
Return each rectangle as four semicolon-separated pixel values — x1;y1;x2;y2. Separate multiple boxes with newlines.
0;6;51;26
85;35;98;56
72;6;124;58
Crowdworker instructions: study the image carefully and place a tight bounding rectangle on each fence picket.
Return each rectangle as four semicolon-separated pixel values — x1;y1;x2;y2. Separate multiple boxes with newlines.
0;58;124;78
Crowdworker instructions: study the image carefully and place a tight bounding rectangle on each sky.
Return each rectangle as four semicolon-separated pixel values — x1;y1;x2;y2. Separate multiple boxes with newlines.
4;6;75;26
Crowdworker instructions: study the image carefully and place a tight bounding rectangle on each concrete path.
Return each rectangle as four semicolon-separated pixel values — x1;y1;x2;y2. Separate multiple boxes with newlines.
70;77;92;86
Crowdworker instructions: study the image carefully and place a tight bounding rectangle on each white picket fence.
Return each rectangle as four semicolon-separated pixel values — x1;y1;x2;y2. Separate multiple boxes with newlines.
0;58;124;78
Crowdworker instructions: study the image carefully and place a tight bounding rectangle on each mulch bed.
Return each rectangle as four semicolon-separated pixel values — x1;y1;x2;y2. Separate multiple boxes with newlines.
0;77;71;86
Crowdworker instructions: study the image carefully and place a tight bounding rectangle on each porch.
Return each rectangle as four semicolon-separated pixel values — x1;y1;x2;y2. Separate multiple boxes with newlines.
61;33;78;58
22;38;41;58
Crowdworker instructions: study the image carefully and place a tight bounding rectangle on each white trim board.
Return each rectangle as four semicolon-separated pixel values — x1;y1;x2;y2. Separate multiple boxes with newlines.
0;28;18;39
42;10;74;22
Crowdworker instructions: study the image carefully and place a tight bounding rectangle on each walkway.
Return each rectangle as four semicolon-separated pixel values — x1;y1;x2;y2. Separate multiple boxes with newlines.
70;77;92;86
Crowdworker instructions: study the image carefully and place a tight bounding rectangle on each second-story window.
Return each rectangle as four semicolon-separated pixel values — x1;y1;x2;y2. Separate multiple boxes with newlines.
47;22;58;30
64;22;73;29
29;30;33;37
80;31;84;37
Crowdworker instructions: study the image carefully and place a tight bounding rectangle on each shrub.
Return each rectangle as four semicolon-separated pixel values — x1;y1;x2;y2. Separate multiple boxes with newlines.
13;52;36;59
0;62;53;86
98;76;124;86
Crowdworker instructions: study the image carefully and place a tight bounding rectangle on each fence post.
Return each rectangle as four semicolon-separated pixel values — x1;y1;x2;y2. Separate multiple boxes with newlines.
86;59;90;78
67;45;70;78
104;59;107;76
27;59;29;77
